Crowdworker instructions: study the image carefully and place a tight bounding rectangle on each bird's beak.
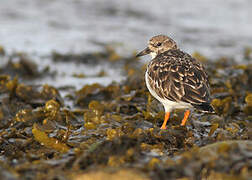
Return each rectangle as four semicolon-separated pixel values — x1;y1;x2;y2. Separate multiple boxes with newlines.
136;47;151;57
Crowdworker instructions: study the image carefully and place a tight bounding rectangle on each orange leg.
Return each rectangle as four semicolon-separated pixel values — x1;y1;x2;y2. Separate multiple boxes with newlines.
160;112;170;129
181;110;190;126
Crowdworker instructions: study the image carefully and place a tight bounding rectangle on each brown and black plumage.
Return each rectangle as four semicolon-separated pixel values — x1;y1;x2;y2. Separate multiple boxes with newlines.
136;35;214;129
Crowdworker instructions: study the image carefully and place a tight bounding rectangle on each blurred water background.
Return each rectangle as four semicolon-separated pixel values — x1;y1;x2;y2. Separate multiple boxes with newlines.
0;0;251;88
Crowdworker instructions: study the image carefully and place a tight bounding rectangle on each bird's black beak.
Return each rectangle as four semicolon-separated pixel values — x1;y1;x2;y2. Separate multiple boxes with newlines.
136;47;151;57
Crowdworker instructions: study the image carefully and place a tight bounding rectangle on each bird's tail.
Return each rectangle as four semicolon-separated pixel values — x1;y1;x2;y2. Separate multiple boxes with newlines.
193;103;215;114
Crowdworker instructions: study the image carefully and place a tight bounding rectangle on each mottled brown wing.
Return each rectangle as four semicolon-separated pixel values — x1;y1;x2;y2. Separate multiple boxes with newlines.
147;50;211;105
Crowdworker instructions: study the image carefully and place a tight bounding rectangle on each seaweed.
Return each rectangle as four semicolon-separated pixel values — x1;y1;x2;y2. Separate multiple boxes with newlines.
0;47;251;180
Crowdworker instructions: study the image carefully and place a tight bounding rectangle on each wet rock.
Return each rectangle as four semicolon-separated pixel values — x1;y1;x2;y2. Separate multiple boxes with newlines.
72;168;150;180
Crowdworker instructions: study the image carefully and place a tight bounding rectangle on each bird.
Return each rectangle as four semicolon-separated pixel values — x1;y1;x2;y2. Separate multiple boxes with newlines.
136;35;214;129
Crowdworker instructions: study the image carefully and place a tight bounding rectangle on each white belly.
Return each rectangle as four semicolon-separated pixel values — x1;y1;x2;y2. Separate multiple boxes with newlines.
145;71;192;112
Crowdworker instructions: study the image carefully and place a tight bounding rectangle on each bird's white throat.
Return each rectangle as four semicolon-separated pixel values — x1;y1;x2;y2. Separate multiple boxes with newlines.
150;52;157;59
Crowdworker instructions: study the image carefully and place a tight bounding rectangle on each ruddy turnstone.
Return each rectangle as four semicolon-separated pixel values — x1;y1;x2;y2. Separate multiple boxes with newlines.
136;35;214;129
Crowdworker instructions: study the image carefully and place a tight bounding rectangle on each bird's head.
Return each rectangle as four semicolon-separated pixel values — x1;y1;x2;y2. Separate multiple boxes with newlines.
136;35;178;59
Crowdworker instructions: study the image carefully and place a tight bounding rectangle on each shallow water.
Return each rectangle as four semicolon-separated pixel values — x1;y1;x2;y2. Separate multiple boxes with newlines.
0;0;252;87
1;0;251;56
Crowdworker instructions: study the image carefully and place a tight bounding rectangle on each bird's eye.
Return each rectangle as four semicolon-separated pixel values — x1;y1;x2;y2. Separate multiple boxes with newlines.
157;42;162;46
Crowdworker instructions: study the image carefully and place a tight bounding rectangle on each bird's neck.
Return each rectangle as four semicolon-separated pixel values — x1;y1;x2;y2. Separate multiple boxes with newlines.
150;52;157;59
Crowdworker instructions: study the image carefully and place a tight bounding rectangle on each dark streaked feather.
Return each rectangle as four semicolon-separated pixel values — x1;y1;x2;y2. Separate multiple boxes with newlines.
193;103;215;113
147;49;211;106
